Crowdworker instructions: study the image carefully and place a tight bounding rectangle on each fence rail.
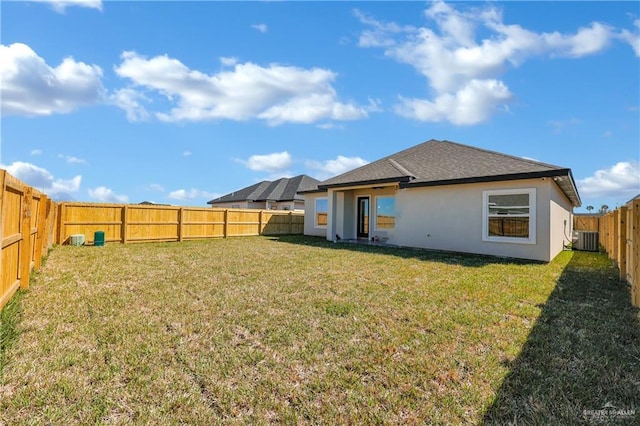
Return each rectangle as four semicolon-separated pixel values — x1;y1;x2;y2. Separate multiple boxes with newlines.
56;202;304;245
575;198;640;308
0;170;57;310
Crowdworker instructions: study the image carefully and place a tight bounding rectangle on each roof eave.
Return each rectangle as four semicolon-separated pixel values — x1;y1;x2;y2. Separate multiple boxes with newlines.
400;169;581;207
297;188;327;195
318;176;411;190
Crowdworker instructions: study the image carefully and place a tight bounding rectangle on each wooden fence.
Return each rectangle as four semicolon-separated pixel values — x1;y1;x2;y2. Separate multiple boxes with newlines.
0;170;58;310
56;202;304;245
573;214;600;232
575;198;640;308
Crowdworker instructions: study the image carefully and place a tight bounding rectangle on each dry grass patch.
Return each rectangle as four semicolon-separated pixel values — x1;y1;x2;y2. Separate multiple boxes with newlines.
0;236;637;424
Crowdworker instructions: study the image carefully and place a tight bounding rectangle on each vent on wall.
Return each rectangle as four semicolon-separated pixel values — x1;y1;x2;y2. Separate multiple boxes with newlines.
573;231;599;252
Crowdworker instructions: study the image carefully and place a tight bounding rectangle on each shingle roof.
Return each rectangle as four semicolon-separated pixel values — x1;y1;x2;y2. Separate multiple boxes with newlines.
207;175;320;204
314;140;581;206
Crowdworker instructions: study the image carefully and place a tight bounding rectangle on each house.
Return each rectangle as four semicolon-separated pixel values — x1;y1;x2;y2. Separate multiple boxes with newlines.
207;174;320;211
299;140;581;262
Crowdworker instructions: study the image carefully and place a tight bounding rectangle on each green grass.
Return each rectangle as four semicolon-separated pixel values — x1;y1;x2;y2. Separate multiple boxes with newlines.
0;236;637;424
0;290;23;372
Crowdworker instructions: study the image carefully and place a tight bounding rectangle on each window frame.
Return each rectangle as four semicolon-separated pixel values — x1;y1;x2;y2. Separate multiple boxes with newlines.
482;188;536;244
314;197;328;229
374;195;396;231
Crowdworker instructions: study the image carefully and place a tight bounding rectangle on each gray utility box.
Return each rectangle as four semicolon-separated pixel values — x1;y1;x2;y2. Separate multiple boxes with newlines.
573;231;599;252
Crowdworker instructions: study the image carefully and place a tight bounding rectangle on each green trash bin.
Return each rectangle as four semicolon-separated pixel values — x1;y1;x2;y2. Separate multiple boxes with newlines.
94;231;105;247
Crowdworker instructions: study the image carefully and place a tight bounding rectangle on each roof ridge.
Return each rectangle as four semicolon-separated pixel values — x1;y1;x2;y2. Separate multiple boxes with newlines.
388;158;415;178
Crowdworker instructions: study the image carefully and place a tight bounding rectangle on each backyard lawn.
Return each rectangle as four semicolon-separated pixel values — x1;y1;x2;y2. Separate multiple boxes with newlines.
1;236;638;424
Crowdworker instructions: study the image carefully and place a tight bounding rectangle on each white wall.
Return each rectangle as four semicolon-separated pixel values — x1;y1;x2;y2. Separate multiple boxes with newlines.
304;178;573;261
303;193;328;237
209;201;251;209
392;178;561;261
549;181;574;260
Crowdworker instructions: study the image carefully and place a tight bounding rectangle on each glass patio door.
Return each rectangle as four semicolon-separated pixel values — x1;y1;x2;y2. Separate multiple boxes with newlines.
357;197;369;239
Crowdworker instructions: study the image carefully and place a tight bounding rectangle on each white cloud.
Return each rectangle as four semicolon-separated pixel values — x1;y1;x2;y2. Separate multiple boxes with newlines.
356;1;618;125
542;22;613;58
114;51;368;125
306;155;369;179
252;23;268;34
395;79;512;125
168;188;218;201
0;43;104;116
30;149;43;156
2;161;81;200
110;88;150;122
58;154;87;164
182;151;192;157
619;19;640;56
147;183;165;192
242;151;292;173
88;186;129;203
66;156;86;164
577;161;640;199
220;56;238;67
547;117;581;134
32;0;103;13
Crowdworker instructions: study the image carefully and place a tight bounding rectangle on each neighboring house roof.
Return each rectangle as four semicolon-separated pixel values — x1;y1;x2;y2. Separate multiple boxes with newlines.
138;201;170;206
207;175;320;205
305;139;581;206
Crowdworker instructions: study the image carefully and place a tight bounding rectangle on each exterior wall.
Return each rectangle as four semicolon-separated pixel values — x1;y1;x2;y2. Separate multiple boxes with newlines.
211;200;303;211
392;178;561;262
209;201;251;209
332;187;395;240
305;178;573;261
303;193;328;237
549;181;574;260
266;200;298;211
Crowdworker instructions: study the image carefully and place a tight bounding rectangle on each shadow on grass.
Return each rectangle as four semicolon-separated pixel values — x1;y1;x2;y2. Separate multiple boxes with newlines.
483;251;640;424
0;290;23;374
272;235;543;268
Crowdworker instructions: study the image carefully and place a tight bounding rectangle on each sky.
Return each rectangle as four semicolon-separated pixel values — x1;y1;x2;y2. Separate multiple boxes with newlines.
1;0;639;212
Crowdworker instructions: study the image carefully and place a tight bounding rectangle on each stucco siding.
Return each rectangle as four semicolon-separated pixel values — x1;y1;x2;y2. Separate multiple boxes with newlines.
392;178;556;261
303;193;328;237
209;201;250;209
549;181;574;259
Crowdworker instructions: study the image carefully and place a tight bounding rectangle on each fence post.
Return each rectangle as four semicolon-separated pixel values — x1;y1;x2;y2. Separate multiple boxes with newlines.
178;207;184;242
50;200;58;247
33;194;48;271
57;203;66;244
259;210;264;236
617;206;627;281
223;209;228;238
121;205;128;244
289;211;293;234
632;199;640;308
20;186;33;290
43;198;52;250
612;210;619;262
0;170;6;291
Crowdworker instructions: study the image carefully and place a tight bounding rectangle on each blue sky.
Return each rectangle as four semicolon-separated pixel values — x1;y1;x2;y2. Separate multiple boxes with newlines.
1;0;638;212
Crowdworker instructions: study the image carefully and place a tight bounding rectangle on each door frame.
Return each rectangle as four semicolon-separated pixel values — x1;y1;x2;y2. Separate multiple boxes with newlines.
356;196;370;239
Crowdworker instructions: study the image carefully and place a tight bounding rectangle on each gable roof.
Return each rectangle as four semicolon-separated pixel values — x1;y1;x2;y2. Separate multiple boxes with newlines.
207;174;320;205
312;140;581;206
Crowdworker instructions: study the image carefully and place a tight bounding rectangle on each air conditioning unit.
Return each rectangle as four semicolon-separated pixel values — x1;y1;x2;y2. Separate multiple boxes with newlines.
70;234;85;246
573;231;599;252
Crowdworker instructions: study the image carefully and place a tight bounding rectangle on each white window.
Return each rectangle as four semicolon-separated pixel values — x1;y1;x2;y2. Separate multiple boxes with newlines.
375;196;395;230
315;197;328;228
482;188;536;244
